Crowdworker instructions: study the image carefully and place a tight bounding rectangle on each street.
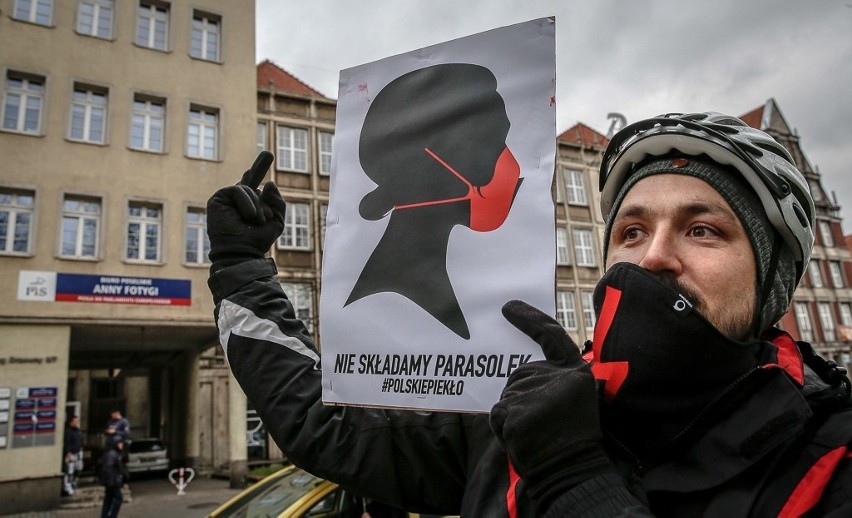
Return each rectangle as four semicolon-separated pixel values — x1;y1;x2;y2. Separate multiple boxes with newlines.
54;474;243;518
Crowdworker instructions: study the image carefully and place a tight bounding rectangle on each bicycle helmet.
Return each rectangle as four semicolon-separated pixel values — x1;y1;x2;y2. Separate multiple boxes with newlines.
600;112;815;282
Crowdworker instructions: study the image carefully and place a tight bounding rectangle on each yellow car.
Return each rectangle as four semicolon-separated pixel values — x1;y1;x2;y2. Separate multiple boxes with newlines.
208;464;454;518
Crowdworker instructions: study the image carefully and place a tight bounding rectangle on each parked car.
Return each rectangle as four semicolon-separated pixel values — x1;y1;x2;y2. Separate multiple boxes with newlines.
209;465;455;518
126;438;169;474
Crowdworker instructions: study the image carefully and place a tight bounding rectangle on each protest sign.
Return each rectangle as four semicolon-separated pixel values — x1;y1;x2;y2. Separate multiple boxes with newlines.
320;17;557;412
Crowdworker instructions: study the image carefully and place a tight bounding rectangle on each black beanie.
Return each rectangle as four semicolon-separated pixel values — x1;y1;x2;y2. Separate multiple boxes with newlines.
603;156;797;336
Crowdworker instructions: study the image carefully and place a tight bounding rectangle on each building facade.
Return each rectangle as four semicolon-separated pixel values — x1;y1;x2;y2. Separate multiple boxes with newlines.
744;99;852;369
0;0;257;512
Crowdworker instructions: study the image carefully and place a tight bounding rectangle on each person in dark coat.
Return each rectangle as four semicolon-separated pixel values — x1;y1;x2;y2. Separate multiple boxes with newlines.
99;436;129;518
205;113;852;516
62;415;83;496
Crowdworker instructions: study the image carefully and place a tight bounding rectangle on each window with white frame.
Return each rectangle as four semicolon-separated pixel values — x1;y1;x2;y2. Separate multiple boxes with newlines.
77;0;114;39
130;94;165;152
3;72;44;134
257;122;267;155
818;302;836;342
556;227;570;265
281;282;314;333
320;202;328;248
276;126;309;172
0;189;35;255
840;303;852;327
809;260;823;288
136;2;169;50
69;84;108;144
61;196;100;259
190;11;220;61
556;290;578;331
319;131;334;176
126;202;162;262
580;290;596;331
186;106;218;160
278;201;310;250
829;261;844;288
794;302;814;342
184;207;209;265
819;220;834;247
563;168;588;206
572;228;596;266
14;0;53;25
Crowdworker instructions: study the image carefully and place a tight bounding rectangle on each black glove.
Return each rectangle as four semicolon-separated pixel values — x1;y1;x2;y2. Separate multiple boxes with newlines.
206;151;286;270
490;300;613;513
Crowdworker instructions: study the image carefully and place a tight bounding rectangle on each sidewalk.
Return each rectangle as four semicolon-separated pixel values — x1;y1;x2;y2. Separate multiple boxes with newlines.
54;474;243;518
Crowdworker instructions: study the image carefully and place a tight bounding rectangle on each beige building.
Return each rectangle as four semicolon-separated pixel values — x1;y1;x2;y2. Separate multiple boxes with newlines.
0;0;257;513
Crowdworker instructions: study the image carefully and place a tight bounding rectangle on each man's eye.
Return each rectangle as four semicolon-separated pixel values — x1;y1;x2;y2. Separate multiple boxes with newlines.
623;227;642;240
690;226;715;238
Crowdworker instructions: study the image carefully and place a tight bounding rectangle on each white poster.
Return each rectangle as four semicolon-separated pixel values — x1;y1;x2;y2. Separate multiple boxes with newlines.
320;18;557;412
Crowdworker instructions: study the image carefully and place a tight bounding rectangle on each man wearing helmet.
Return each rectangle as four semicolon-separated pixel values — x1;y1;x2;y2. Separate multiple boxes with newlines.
206;112;852;517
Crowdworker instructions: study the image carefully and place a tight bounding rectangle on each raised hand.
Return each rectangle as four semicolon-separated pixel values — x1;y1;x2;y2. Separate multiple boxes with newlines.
490;300;613;513
206;151;287;268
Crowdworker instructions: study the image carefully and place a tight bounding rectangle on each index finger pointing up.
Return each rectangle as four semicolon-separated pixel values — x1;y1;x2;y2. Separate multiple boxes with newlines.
239;151;274;188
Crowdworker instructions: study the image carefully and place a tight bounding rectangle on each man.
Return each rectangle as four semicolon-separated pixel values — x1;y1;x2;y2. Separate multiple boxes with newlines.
62;415;83;496
99;436;128;518
105;409;130;443
206;112;852;516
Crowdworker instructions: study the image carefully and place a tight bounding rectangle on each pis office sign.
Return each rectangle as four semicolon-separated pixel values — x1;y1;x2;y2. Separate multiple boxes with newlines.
17;270;191;306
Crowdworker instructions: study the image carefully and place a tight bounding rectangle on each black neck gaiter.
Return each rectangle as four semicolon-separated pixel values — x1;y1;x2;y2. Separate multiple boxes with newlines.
591;263;761;461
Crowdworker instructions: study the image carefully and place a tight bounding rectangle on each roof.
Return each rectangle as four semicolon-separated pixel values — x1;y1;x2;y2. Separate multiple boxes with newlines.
739;105;764;130
557;122;610;150
256;59;327;99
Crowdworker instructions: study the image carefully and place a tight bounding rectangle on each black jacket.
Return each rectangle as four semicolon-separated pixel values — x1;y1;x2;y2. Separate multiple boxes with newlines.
210;258;852;517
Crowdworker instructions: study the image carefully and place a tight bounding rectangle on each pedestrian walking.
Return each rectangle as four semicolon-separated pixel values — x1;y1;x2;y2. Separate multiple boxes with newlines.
99;437;129;518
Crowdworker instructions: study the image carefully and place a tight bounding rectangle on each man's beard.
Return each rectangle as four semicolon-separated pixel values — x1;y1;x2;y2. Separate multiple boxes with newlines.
650;271;756;341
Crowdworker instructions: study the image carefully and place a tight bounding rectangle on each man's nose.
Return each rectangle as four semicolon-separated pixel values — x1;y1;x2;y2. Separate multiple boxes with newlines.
637;231;682;274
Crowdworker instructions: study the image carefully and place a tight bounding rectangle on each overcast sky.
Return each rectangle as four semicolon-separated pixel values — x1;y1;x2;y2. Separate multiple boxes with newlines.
257;0;852;232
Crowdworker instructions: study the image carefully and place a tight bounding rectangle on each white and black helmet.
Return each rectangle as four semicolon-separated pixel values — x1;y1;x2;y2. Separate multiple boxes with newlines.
600;111;816;281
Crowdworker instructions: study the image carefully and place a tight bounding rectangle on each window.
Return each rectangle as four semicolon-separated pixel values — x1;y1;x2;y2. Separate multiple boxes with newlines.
829;261;844;288
840;303;852;327
130;95;165;152
61;196;100;259
281;282;314;333
0;189;35;254
3;72;44;134
77;0;114;39
184;208;209;265
572;228;596;267
126;202;162;262
276;126;308;172
818;302;836;342
69;84;108;144
580;290;596;331
257;122;267;155
556;227;570;265
794;302;814;342
556;290;577;330
186;106;218;160
809;260;823;288
320;202;328;248
278;201;310;250
819;220;834;247
14;0;53;25
136;2;169;50
190;11;220;61
563;168;588;206
319;131;334;176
